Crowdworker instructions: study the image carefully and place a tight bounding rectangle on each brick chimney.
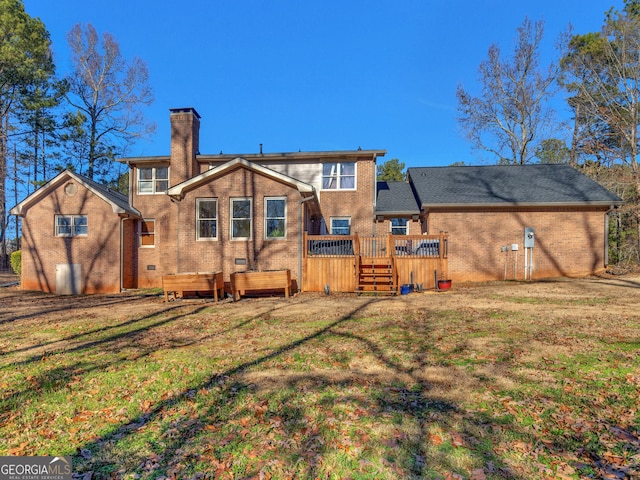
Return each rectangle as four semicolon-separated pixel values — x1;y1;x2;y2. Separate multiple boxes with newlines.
170;107;201;184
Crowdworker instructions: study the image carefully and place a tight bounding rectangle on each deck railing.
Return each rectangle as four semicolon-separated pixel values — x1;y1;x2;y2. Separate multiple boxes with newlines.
303;232;449;292
304;233;448;259
307;236;356;256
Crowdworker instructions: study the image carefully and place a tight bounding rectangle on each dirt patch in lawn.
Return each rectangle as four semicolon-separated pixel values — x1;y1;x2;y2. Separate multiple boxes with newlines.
1;272;639;329
2;272;638;372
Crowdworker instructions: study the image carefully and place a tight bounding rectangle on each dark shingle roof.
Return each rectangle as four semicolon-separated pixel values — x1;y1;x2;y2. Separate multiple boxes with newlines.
10;170;141;218
406;164;623;207
79;174;135;214
376;181;420;214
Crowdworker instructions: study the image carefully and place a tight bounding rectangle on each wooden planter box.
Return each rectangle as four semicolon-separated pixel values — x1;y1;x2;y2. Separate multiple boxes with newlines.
162;272;224;302
231;269;291;301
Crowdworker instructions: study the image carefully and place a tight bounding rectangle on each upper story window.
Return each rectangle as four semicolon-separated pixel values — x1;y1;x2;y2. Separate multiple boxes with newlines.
322;162;355;190
197;198;218;240
231;198;252;240
391;218;408;235
138;166;168;194
55;215;87;237
265;197;286;239
330;217;351;235
139;219;155;247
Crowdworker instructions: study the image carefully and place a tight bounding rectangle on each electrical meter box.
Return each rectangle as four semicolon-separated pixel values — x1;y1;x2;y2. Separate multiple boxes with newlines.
524;227;535;248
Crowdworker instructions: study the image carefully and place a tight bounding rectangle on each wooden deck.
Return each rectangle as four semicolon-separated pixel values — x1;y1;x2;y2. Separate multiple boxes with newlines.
303;233;448;293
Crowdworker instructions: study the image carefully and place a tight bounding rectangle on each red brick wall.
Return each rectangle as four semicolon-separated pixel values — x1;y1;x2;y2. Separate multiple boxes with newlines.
20;181;122;294
134;167;306;288
129;163;174;288
427;207;609;282
121;218;137;289
318;158;375;235
375;217;424;236
169;109;200;185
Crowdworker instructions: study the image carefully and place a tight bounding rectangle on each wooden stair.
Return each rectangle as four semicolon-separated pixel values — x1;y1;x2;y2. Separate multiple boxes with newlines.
356;257;398;295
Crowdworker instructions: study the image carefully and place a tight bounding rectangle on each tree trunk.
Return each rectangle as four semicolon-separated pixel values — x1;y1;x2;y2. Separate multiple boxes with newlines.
0;114;7;270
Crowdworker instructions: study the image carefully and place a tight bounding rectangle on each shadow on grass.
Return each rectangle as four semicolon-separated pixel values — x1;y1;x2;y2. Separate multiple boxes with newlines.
0;302;192;360
0;291;152;325
0;294;325;413
0;304;210;419
66;297;524;479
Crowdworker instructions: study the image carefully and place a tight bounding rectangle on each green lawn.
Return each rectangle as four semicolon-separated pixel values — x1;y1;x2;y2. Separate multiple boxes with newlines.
1;278;639;479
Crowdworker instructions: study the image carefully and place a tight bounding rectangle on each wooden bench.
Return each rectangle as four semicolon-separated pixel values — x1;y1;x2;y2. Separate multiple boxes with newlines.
162;272;224;302
230;269;291;301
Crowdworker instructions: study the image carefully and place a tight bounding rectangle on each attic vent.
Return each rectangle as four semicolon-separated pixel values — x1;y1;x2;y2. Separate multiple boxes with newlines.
64;183;78;196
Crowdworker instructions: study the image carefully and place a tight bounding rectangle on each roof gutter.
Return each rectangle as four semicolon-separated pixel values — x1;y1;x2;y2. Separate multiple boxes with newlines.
374;210;421;216
117;156;171;165
119;150;387;165
421;201;624;209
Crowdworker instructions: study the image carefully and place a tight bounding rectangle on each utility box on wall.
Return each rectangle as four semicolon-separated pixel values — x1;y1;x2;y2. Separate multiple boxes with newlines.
524;227;535;248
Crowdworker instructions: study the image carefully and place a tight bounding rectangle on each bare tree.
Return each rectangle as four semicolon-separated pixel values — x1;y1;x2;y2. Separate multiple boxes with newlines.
64;23;155;180
561;9;640;173
456;18;558;164
560;1;640;263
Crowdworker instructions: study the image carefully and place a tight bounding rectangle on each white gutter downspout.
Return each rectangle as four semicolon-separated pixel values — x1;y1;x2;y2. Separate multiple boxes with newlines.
298;195;315;292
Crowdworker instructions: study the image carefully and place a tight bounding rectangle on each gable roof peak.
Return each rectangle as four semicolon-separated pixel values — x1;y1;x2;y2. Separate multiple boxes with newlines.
10;170;141;218
167;157;315;199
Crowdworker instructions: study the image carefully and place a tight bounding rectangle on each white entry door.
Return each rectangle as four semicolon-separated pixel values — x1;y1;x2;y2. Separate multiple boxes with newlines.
56;264;82;295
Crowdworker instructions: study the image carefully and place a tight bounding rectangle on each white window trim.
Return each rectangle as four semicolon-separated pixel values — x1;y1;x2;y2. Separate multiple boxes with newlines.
264;197;287;240
321;162;357;191
196;198;218;241
230;197;252;241
330;216;351;235
55;215;88;237
390;218;409;235
138;219;155;248
137;166;169;195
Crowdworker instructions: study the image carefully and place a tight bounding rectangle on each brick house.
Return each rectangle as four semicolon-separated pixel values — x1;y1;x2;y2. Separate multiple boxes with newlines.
10;107;622;294
376;165;624;282
9;171;141;294
11;107;385;293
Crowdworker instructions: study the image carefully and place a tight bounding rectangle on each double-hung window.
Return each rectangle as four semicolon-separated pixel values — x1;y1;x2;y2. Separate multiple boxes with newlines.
322;162;355;190
231;198;252;240
265;197;286;239
197;199;218;240
391;218;408;235
55;215;87;237
138;166;169;194
330;217;351;235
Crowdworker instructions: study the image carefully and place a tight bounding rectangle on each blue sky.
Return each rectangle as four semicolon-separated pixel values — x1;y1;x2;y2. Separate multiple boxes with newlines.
23;0;623;169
